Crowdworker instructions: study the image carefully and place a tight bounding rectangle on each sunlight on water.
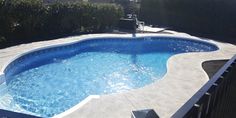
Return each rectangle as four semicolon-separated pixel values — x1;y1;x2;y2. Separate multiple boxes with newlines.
6;52;171;117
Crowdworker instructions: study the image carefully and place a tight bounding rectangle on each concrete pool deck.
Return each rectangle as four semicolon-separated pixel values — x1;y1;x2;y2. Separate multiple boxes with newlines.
0;32;236;118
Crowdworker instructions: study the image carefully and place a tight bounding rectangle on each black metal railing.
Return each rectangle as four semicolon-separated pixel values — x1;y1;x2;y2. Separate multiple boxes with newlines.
172;55;236;118
0;109;40;118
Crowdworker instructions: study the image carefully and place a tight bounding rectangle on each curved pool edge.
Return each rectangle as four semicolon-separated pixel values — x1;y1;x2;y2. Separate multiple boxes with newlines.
0;33;235;118
53;95;100;118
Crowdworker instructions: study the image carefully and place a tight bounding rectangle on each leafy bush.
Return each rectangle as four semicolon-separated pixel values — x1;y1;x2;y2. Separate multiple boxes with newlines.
45;3;123;35
0;0;123;46
0;35;6;48
4;0;46;39
0;36;6;42
139;0;236;40
94;3;123;31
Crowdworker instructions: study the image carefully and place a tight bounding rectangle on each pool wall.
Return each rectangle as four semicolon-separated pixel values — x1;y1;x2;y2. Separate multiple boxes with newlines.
0;75;4;85
3;36;218;81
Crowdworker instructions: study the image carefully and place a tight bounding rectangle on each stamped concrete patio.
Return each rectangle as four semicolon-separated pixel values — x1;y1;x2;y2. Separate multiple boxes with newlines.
0;32;236;118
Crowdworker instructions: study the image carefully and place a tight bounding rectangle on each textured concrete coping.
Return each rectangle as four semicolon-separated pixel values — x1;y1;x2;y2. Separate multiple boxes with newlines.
0;32;236;118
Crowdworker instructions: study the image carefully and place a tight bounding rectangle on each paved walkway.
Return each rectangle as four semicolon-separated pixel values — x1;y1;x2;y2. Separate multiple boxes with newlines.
0;33;236;118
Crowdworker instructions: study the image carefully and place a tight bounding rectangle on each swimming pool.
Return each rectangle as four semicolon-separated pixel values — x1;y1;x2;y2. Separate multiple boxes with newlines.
0;36;218;117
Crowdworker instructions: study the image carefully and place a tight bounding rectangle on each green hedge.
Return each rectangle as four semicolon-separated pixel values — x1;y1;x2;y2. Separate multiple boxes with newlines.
0;0;123;46
139;0;236;41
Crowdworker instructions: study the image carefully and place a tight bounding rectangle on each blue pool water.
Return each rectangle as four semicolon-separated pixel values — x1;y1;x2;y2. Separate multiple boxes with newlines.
1;37;218;117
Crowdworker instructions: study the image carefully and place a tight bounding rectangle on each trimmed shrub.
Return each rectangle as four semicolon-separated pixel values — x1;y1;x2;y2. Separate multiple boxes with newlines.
0;0;123;47
0;36;6;48
139;0;236;41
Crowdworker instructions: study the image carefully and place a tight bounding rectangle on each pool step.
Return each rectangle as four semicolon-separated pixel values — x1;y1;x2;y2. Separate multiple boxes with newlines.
0;82;37;116
0;82;8;97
